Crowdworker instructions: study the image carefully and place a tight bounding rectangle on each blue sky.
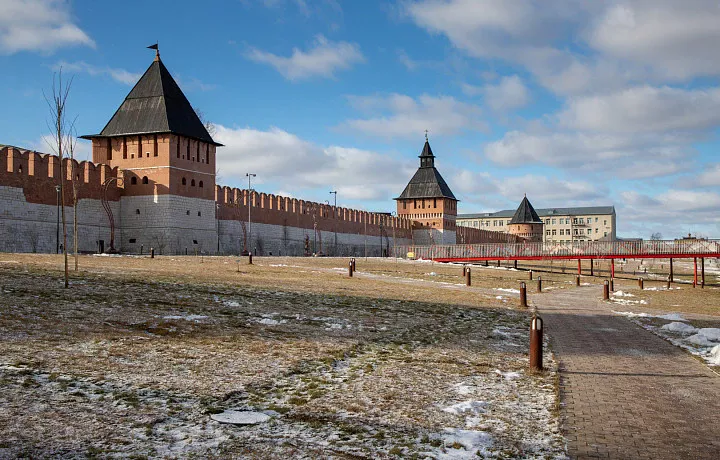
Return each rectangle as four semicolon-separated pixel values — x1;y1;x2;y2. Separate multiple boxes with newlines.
1;0;719;239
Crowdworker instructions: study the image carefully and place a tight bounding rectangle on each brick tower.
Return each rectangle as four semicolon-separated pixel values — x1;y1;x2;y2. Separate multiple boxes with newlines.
395;136;458;244
508;195;544;242
82;49;222;254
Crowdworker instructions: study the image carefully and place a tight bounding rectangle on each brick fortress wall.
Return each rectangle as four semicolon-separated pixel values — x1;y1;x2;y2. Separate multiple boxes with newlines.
216;186;414;256
0;146;121;253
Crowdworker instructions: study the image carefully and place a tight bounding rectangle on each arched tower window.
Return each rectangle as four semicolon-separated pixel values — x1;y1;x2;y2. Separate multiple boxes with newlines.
199;181;204;188
191;179;196;186
142;176;148;184
182;177;187;185
130;177;137;185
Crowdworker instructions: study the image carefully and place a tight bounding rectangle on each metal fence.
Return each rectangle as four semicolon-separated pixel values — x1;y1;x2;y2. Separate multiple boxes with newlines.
393;239;720;261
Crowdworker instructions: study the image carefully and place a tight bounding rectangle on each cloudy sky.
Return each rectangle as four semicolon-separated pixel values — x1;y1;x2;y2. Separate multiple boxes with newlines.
1;0;719;238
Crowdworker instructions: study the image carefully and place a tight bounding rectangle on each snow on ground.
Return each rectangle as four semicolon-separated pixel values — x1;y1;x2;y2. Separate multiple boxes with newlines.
494;288;520;294
162;314;208;322
615;313;720;368
612;291;634;297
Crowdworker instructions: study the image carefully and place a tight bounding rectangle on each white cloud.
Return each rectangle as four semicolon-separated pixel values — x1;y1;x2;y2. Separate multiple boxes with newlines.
213;125;414;200
558;86;720;133
619;189;720;231
588;1;720;80
342;93;486;138
696;165;720;187
484;129;693;179
54;61;140;85
245;35;364;80
480;75;529;111
0;0;94;54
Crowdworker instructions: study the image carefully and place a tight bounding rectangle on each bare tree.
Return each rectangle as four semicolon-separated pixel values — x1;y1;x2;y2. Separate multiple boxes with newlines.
44;69;74;288
650;232;663;241
66;125;80;271
194;106;216;137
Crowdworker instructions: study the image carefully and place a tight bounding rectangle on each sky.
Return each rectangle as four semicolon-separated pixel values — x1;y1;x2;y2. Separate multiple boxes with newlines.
1;0;719;239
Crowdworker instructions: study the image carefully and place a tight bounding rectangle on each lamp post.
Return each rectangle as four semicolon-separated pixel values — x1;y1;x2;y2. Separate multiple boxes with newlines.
329;190;337;256
245;173;256;256
55;185;61;254
390;211;396;259
215;203;220;254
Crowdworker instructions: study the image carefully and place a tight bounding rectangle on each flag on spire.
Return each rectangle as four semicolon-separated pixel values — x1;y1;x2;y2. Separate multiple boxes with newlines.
147;43;158;50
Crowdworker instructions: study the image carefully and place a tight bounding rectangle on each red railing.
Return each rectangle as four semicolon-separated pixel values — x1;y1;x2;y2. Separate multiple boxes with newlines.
394;239;720;261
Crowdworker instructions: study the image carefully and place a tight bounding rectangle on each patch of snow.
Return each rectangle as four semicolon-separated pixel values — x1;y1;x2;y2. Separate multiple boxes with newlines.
257;317;287;326
442;400;488;416
685;334;717;347
426;272;438;276
698;328;720;342
710;345;720;366
162;314;208;322
495;370;522;380
437;429;493;458
224;300;241;307
661;322;697;334
494;288;520;294
612;291;634;297
210;410;271;425
658;313;686;321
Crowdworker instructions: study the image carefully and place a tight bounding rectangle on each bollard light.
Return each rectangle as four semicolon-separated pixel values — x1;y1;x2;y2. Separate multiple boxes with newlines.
150;248;155;259
529;270;533;280
666;277;671;290
529;315;543;371
348;260;353;277
248;252;253;265
537;276;542;293
575;275;580;287
466;268;472;286
609;278;614;292
638;278;643;290
462;265;467;277
520;282;527;308
351;258;356;272
603;280;610;300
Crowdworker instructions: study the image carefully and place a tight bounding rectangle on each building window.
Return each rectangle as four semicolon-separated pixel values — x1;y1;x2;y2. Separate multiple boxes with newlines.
130;177;137;185
595;217;598;223
145;152;150;158
191;179;196;186
129;238;137;243
186;210;190;215
403;202;407;210
546;230;551;236
182;177;187;185
579;218;584;224
604;220;607;225
552;229;557;235
604;232;608;237
198;211;201;217
142;176;148;184
135;209;140;215
551;219;556;224
199;181;204;188
595;228;599;233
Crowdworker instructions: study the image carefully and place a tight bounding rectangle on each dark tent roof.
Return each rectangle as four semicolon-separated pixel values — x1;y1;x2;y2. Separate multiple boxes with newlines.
510;196;542;224
82;56;221;146
395;139;457;200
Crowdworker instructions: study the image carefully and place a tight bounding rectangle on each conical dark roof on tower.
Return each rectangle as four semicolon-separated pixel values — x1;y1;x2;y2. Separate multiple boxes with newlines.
395;139;457;200
82;56;221;145
510;196;542;224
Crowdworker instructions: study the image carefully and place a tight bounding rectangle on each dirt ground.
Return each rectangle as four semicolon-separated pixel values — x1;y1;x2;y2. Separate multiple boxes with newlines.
0;254;567;459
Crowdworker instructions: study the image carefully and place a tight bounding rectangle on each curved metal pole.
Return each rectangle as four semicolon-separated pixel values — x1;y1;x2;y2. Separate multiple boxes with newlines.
101;176;123;253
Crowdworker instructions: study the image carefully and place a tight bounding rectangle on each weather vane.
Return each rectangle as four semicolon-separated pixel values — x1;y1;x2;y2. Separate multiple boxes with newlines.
424;129;429;141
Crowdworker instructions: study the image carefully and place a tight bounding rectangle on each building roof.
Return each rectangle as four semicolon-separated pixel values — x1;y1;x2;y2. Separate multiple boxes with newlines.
509;196;543;224
81;55;221;146
395;139;457;200
458;205;616;220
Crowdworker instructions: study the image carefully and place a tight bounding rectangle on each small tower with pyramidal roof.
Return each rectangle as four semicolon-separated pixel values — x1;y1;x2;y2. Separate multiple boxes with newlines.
395;134;458;244
508;195;544;242
82;46;222;253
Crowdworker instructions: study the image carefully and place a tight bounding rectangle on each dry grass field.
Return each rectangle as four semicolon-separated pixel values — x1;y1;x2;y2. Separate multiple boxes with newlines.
0;253;717;458
0;254;567;459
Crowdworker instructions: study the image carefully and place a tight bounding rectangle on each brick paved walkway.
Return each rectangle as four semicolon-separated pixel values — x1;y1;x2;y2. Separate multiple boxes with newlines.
536;286;720;459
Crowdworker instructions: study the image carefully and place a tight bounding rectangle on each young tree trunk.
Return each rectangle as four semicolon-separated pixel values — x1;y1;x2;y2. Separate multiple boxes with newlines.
73;162;78;271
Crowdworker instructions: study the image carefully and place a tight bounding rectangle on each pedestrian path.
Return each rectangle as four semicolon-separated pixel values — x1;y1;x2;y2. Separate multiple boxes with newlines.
537;287;720;459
